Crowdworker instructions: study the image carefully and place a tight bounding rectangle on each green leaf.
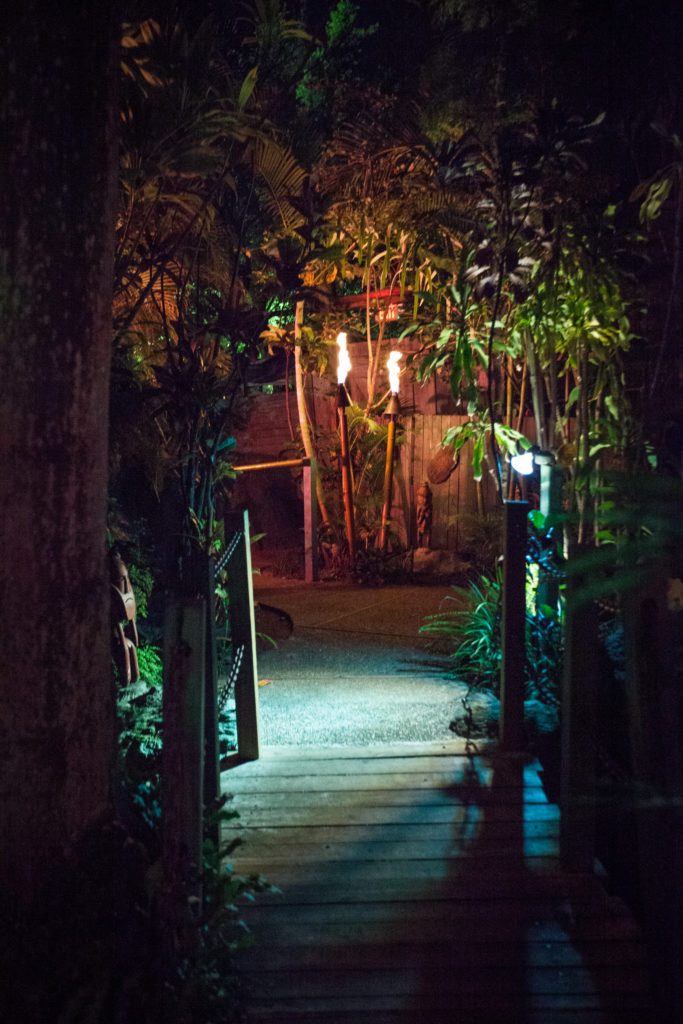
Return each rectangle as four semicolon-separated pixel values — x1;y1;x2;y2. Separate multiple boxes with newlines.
565;385;580;410
472;435;484;481
640;174;673;222
238;67;258;109
604;394;619;419
528;510;547;531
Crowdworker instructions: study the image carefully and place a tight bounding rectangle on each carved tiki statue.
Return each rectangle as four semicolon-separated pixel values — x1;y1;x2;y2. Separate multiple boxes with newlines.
110;551;140;684
416;481;433;548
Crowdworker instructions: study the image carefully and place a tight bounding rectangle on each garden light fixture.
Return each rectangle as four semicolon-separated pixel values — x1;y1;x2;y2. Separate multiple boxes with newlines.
509;445;555;477
510;450;534;476
508;445;563;610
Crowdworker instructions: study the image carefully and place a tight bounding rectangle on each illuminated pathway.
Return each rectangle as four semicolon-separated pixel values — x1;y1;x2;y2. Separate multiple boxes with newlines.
222;742;652;1023
252;578;469;746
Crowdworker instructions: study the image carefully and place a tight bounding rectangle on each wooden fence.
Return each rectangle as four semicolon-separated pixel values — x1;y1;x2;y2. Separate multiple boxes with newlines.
231;383;540;554
395;414;503;550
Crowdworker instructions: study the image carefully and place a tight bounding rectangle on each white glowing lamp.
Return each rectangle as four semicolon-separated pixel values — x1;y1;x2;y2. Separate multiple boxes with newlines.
387;350;402;394
510;450;534;476
336;332;351;385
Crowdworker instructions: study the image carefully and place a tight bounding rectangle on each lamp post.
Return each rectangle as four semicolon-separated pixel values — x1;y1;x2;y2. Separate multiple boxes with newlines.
336;333;356;565
379;351;402;553
509;446;563;612
510;446;561;519
500;499;529;751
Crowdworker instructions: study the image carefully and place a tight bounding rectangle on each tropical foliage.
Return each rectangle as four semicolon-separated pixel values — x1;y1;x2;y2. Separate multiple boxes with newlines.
6;3;681;1022
106;0;680;672
110;2;679;571
420;555;564;706
111;13;315;569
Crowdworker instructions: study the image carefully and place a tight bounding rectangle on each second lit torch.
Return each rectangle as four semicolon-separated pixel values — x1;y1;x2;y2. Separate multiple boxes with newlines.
336;332;356;565
379;351;402;552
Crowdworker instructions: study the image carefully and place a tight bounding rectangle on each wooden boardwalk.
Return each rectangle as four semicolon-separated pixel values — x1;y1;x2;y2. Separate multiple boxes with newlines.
221;741;652;1023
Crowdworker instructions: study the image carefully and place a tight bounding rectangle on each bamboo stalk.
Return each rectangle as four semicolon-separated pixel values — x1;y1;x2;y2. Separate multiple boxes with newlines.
515;355;527;433
235;458;306;472
366;312;386;415
294;300;329;525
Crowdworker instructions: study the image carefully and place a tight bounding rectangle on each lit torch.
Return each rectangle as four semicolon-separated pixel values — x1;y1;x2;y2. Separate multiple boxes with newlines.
336;331;352;387
379;351;402;552
335;332;356;564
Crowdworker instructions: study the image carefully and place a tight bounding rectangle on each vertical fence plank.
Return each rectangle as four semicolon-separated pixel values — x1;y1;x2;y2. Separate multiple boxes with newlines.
431;416;447;549
459;434;477;534
407;413;419;546
407;414;425;548
445;414;459;551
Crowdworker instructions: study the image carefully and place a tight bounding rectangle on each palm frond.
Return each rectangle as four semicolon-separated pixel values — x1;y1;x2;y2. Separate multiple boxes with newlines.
247;137;307;232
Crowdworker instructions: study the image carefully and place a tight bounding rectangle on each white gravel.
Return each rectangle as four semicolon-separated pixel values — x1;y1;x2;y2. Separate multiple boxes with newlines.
255;625;468;746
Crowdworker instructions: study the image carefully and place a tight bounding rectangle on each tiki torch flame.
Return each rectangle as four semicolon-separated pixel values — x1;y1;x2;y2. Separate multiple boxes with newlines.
336;332;351;385
387;350;402;394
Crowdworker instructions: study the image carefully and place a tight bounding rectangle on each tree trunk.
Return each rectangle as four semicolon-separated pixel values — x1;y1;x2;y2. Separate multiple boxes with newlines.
0;4;119;915
293;300;329;524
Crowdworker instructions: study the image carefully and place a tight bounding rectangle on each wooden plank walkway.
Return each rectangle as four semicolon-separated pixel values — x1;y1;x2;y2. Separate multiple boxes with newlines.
221;741;652;1023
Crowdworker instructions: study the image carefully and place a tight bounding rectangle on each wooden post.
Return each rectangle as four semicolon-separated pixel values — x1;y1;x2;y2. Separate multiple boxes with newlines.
302;457;318;583
559;580;597;871
162;599;206;921
623;577;682;1021
500;500;528;751
224;510;260;762
180;551;220;821
201;553;221;823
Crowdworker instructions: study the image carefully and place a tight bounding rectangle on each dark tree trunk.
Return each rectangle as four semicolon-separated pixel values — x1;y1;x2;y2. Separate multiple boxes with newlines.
0;4;119;915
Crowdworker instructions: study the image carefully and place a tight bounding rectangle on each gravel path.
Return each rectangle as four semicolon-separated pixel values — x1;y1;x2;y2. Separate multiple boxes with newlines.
252;579;468;746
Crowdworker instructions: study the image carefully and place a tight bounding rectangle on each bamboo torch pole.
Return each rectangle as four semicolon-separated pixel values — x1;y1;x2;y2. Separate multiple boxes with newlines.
336;333;356;565
379;351;402;553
